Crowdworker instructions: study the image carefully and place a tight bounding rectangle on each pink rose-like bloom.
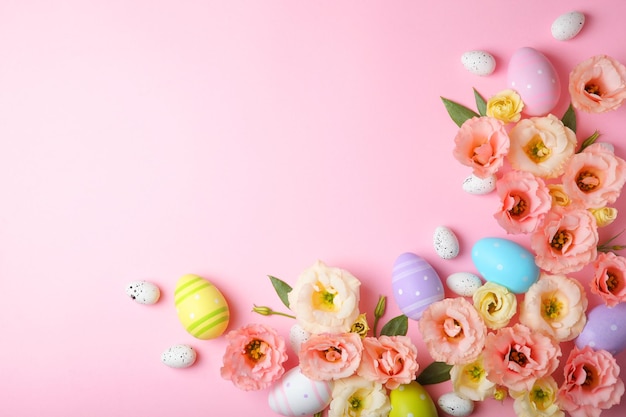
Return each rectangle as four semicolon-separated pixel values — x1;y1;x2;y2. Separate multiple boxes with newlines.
418;297;487;365
557;346;625;417
494;170;552;234
357;335;419;390
569;55;626;113
591;251;626;307
220;323;288;391
452;116;510;179
562;143;626;209
299;332;363;381
530;206;598;274
520;273;588;342
483;324;561;392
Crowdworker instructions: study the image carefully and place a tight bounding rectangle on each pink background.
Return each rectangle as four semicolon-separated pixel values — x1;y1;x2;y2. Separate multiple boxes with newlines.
2;1;626;416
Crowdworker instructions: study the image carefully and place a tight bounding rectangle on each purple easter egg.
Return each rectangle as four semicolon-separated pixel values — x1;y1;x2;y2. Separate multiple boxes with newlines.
575;303;626;355
392;252;444;320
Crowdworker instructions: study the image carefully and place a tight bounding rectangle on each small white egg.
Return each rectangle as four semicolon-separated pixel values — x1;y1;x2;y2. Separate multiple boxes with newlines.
161;344;197;368
446;272;483;297
461;50;496;76
433;226;460;260
125;280;161;305
551;11;585;41
438;392;475;417
289;323;311;354
462;174;496;195
597;142;615;153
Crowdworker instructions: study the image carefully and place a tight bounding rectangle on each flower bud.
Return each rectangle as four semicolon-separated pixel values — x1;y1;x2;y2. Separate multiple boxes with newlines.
350;313;370;338
590;207;618;227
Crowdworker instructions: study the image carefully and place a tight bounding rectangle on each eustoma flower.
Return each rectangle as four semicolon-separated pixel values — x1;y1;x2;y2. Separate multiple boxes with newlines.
328;376;391;417
569;54;626;113
472;282;517;329
511;376;564;417
299;332;363;380
357;335;419;390
450;355;496;401
486;89;524;123
591;251;626;307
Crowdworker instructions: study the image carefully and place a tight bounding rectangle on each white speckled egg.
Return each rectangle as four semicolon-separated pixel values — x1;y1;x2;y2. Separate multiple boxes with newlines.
438;392;475;417
392;252;445;320
507;47;560;116
125;280;161;304
461;50;496;76
551;11;585;41
268;366;332;417
434;226;460;259
161;344;197;368
462;174;496;195
289;324;311;354
446;272;482;297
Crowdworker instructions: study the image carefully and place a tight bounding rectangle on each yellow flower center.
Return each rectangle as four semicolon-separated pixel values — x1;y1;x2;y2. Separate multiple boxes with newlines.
509;195;527;217
467;365;484;381
576;170;600;192
245;339;267;362
349;396;362;410
531;387;552;411
312;281;339;312
550;230;571;251
524;135;551;162
543;296;563;320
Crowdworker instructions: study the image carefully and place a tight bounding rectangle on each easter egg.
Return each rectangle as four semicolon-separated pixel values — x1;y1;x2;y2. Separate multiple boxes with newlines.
438;392;475;417
389;381;438;417
161;344;197;368
461;50;496;76
551;11;585;41
471;238;539;294
174;274;230;340
462;174;496;195
392;252;444;320
575;303;626;355
433;226;460;260
268;366;332;417
446;272;483;297
289;323;311;354
125;280;160;305
507;47;560;116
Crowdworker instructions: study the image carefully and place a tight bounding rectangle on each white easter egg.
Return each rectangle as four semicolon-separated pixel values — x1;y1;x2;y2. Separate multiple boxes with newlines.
433;226;460;259
446;272;483;297
125;280;161;305
438;392;475;417
551;11;585;41
161;344;197;368
462;174;496;195
268;366;333;417
289;324;311;355
461;50;496;76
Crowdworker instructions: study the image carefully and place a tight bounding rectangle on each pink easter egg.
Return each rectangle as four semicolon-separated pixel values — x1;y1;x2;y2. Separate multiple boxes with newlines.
268;367;332;417
507;47;561;116
392;252;445;320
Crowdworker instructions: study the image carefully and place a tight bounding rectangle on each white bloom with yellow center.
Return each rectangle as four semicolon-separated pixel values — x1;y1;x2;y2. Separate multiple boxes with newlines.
329;376;390;417
511;377;564;417
450;355;496;401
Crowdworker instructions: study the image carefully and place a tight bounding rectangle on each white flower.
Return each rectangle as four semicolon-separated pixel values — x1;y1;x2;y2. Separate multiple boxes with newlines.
450;355;496;401
511;377;564;417
329;376;390;417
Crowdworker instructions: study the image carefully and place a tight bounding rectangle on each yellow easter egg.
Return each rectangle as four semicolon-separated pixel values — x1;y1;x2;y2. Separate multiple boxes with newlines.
174;274;230;340
389;381;438;417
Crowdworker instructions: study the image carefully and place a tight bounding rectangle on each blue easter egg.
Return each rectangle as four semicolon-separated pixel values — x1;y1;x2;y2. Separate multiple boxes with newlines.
576;303;626;355
392;252;444;320
471;237;539;294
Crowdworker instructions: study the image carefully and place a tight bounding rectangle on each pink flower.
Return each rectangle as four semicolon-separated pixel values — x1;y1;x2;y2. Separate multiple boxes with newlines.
357;335;419;390
562;143;626;209
483;324;561;392
569;55;626;113
530;206;598;274
452;116;510;179
298;332;363;381
519;273;588;342
418;297;487;365
557;346;625;417
591;251;626;307
220;323;288;391
494;170;552;234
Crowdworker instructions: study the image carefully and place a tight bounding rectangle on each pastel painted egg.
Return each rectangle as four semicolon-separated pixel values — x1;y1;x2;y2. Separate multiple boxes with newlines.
268;366;332;417
125;280;160;305
390;381;438;417
289;323;311;354
551;11;585;41
461;50;496;76
446;272;482;297
438;392;475;417
161;344;197;368
174;274;230;340
392;252;444;320
471;238;539;294
462;174;496;195
575;303;626;355
433;226;460;259
507;47;560;116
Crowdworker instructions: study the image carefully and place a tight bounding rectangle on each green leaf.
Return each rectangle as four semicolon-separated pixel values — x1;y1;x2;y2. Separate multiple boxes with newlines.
578;130;600;153
561;103;577;133
380;314;408;336
416;361;453;385
441;97;480;127
268;275;292;308
473;88;487;116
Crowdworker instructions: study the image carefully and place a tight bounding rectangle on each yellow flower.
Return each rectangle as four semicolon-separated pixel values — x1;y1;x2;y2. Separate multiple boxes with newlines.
472;282;517;329
450;355;496;401
486;89;524;123
547;184;571;207
511;377;564;417
350;313;370;338
590;207;618;227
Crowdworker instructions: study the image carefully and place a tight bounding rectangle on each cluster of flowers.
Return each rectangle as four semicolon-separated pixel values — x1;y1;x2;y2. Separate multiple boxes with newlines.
434;54;626;417
220;260;419;417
